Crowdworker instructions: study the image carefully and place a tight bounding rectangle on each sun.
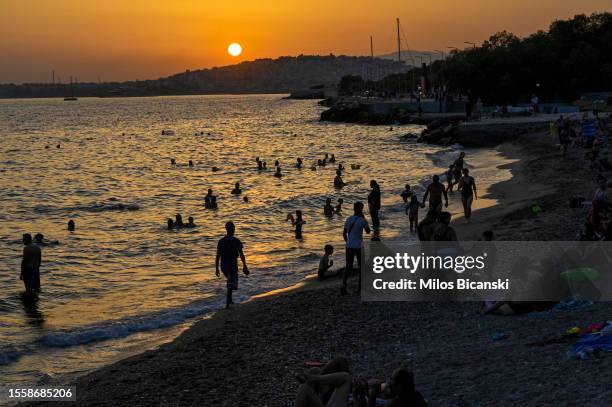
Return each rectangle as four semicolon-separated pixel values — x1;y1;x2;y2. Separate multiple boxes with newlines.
228;43;242;57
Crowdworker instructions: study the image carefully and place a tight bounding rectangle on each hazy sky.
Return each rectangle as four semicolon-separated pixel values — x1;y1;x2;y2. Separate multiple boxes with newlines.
1;0;609;83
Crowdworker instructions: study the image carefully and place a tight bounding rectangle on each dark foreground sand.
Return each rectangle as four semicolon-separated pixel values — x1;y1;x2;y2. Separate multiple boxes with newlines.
32;131;612;406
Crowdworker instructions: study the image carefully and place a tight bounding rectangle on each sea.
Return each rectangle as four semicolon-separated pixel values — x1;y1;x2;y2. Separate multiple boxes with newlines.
0;94;512;386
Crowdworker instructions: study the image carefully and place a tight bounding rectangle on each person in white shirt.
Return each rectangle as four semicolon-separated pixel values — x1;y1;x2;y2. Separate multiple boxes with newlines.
342;202;371;294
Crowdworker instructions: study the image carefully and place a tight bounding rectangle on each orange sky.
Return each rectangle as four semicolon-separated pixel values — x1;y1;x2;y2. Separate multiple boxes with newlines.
1;0;609;83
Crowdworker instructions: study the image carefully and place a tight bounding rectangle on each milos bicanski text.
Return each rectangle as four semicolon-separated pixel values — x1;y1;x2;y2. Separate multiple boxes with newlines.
371;252;510;291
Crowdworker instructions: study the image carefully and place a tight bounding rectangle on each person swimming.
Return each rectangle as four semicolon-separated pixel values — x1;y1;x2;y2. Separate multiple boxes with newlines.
33;233;58;246
274;166;282;178
257;159;264;170
324;198;334;217
67;219;75;231
310;164;317;171
167;219;174;230
334;169;346;188
170;158;176;165
231;182;242;195
205;189;215;208
175;214;184;227
262;161;267;169
335;198;344;214
186;216;196;227
338;163;344;173
243;196;249;203
210;195;218;209
274;160;280;167
329;154;336;163
188;160;194;167
296;157;303;169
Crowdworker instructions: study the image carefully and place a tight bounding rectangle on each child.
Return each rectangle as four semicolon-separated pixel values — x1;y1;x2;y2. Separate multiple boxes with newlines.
445;165;455;192
335;198;344;214
408;195;420;232
287;210;306;239
323;198;334;217
318;244;334;280
400;184;413;214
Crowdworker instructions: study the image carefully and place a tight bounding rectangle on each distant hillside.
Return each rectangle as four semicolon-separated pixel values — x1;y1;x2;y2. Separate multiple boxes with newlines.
0;55;408;98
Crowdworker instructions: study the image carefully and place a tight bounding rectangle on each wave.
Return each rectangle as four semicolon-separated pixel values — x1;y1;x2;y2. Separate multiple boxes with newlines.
34;202;140;214
38;298;222;348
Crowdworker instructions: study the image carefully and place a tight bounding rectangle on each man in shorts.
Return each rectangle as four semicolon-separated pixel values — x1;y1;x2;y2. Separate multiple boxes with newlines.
215;221;249;308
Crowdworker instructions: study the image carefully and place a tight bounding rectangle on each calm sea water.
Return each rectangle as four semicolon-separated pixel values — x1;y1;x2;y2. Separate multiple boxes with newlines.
0;95;509;385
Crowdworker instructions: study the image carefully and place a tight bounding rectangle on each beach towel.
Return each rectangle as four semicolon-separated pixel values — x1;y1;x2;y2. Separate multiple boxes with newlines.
568;328;612;359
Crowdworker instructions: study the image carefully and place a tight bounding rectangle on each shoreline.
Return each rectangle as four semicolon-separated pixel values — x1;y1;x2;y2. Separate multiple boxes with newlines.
31;130;612;406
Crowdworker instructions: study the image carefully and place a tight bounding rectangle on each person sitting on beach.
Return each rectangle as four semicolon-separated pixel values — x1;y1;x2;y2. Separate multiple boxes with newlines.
186;217;196;227
231;182;242;195
324;198;334;217
422;175;448;214
175;214;184;228
287;210;306;239
329;154;336;163
318;244;334;280
335;198;344;214
167;219;174;230
296;157;303;169
215;221;249;309
365;367;428;407
408;196;420;233
433;212;457;241
342;202;371;294
334;170;346;188
294;356;353;407
20;233;41;295
457;168;477;223
67;219;75;231
416;208;438;241
274;166;283;178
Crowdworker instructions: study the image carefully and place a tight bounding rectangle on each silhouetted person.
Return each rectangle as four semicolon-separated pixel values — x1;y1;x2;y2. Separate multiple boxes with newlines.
188;160;194;167
296;157;303;169
287;210;305;239
171;158;176;165
215;221;249;309
329;154;336;163
324;198;334;217
205;189;215;208
167;219;174;230
334;169;346;188
21;234;41;295
231;182;242;195
342;202;371;294
422;175;448;214
187;217;196;227
335;198;344;214
368;180;381;229
275;160;280;167
274;166;282;178
175;214;184;227
67;220;75;231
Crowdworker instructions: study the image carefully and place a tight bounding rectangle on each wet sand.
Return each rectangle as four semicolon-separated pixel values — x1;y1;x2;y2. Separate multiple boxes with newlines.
32;131;612;406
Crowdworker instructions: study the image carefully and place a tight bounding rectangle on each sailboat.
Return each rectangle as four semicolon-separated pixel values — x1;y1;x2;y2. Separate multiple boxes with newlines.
64;77;78;101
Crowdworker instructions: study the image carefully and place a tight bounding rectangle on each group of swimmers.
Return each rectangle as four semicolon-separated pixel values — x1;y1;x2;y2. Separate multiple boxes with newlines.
167;214;196;230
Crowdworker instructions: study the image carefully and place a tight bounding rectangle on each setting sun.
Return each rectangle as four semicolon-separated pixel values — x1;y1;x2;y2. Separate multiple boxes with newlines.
227;43;242;57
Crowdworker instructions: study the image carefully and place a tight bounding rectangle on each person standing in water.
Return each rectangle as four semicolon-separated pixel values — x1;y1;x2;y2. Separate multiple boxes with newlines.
368;180;381;229
20;234;41;295
422;175;448;214
324;198;334;217
334;169;346;188
215;221;249;309
457;168;477;222
287;210;306;239
451;152;466;190
342;202;371;294
231;182;242;195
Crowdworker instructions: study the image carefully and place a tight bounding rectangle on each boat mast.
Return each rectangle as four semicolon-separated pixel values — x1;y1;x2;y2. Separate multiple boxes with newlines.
397;18;401;95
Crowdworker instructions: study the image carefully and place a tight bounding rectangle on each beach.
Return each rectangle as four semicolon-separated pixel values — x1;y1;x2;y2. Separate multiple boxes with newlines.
32;130;612;406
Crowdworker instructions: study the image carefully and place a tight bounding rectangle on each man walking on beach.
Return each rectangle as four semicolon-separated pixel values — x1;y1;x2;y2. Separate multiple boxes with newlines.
422;175;448;214
342;202;370;295
216;221;249;309
20;233;41;295
368;180;381;229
